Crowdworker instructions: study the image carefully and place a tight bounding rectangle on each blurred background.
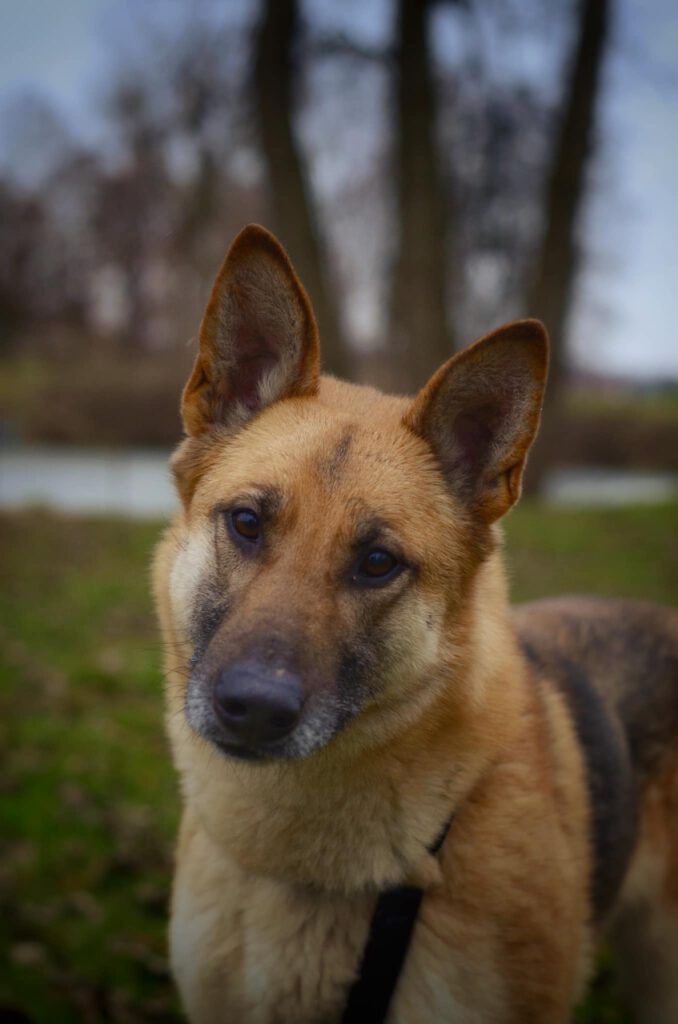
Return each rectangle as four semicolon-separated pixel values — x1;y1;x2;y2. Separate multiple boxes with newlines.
0;1;676;1021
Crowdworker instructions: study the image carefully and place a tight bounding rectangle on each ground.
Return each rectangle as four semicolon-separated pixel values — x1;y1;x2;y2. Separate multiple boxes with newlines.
1;503;676;1022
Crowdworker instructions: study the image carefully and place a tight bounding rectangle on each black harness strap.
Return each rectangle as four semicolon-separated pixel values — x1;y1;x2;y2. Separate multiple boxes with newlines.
341;817;453;1023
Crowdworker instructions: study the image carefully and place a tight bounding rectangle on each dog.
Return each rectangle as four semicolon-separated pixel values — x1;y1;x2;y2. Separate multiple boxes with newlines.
153;224;678;1023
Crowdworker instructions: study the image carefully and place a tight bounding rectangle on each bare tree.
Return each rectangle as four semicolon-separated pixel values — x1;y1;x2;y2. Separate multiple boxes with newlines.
253;0;349;377
524;0;612;488
0;185;45;343
96;81;170;350
388;0;456;391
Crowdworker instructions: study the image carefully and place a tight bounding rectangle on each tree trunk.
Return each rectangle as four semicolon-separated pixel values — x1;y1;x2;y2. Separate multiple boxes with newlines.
524;0;611;491
253;0;349;378
388;0;454;392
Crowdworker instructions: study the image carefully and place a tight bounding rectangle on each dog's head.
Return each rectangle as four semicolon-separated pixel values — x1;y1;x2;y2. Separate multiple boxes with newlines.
162;225;547;764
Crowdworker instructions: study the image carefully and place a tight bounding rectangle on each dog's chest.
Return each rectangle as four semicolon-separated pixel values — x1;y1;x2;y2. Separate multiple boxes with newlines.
171;832;374;1023
172;817;517;1023
241;883;371;1022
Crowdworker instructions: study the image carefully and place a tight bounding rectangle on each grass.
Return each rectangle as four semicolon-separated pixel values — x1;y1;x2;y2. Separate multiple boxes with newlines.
1;503;676;1022
504;501;678;606
0;514;179;1022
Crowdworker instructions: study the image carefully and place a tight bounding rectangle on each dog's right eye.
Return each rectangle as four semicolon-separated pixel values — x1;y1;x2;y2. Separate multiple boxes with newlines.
353;548;403;587
229;508;261;544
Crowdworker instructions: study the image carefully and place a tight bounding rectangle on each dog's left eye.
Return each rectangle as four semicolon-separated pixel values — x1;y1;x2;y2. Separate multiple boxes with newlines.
355;549;402;585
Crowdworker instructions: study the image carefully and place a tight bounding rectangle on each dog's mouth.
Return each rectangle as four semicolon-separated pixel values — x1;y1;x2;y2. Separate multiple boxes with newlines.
185;669;351;763
208;732;292;762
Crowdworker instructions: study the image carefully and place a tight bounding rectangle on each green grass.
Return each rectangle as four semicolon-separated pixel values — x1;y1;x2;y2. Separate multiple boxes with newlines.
1;503;676;1022
0;355;53;419
505;501;678;606
0;514;179;1022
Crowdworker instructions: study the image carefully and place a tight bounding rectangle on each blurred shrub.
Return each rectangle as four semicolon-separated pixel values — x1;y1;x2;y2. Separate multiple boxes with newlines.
15;363;678;471
22;351;192;447
556;408;678;471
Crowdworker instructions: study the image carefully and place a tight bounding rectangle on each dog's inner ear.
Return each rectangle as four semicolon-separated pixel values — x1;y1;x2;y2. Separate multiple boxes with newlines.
181;224;320;436
404;320;549;523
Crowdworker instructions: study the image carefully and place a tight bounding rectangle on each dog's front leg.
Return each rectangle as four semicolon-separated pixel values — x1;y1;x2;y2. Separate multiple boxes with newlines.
169;812;253;1024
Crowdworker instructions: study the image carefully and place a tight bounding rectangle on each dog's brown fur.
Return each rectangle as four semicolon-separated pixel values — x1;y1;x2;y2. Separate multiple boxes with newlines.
154;225;678;1023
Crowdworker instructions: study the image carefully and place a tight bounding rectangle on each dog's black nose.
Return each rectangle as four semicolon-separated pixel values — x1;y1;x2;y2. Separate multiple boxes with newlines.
213;664;303;746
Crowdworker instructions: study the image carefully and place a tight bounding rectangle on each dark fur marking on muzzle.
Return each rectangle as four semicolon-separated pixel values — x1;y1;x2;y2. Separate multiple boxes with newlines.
190;593;233;667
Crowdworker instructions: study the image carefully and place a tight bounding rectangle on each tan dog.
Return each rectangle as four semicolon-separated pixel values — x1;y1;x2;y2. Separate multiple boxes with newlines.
153;225;678;1023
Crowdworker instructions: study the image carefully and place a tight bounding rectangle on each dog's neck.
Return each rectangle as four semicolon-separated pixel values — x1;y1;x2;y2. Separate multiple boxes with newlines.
172;553;526;894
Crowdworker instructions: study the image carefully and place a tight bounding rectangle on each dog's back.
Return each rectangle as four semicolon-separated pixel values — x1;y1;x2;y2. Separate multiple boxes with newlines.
514;597;678;782
513;597;678;1021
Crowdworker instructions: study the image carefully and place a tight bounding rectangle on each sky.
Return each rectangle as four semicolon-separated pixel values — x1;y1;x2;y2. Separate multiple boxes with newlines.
0;0;105;126
571;0;678;379
0;0;676;380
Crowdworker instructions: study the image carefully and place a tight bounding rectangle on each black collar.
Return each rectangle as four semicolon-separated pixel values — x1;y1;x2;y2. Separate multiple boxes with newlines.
341;816;453;1023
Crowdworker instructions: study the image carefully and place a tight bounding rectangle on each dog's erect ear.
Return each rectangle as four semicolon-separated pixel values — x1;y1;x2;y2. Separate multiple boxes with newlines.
181;224;320;436
404;320;548;523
